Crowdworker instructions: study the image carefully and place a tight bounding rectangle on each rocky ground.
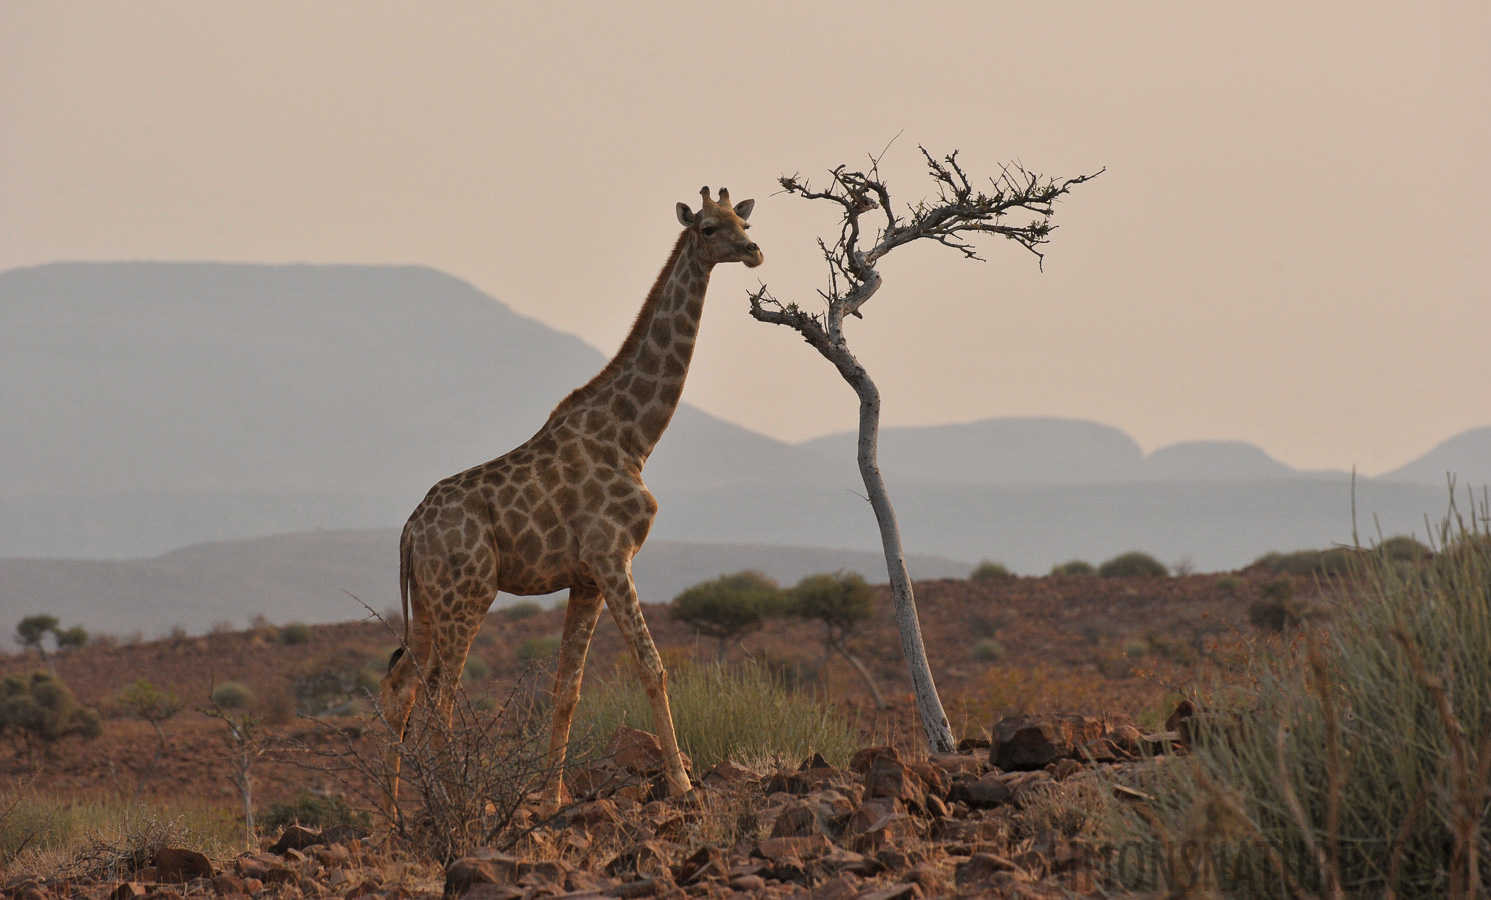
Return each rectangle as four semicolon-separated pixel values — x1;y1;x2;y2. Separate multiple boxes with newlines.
2;570;1296;898
2;711;1188;899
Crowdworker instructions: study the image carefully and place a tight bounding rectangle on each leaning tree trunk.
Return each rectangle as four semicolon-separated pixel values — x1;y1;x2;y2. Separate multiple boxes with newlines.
852;374;955;752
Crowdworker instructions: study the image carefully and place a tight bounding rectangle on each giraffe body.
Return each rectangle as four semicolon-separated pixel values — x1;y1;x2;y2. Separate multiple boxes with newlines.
380;187;760;815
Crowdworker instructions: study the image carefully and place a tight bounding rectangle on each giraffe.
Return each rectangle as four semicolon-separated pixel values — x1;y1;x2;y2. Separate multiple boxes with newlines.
379;186;761;816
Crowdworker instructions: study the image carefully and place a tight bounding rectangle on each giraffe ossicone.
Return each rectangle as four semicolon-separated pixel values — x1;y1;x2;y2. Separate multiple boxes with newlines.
379;187;761;816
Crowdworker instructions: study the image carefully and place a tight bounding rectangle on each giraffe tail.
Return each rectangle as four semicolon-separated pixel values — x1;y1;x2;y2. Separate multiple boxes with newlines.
397;524;413;647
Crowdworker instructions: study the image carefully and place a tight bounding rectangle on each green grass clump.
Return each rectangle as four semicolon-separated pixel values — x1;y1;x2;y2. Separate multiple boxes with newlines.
970;638;1005;663
258;791;371;835
208;682;255;710
1098;551;1169;578
1105;505;1491;898
0;788;239;878
499;601;543;621
970;560;1014;581
277;622;313;645
1251;546;1356;576
573;661;858;770
1050;559;1096;577
516;634;561;663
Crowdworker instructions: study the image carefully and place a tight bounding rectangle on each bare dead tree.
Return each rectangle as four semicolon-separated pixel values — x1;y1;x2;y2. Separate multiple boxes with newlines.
749;147;1100;751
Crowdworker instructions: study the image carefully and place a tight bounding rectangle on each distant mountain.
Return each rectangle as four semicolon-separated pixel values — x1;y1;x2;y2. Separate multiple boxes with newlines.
799;419;1303;485
0;529;971;640
0;262;834;556
1137;440;1296;481
799;418;1145;486
1380;426;1491;488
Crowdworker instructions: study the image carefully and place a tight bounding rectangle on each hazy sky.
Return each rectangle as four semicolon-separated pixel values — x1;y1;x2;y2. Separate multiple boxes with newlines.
3;3;1487;475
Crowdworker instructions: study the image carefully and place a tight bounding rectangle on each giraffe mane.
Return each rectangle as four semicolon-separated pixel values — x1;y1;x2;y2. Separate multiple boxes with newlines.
548;229;691;419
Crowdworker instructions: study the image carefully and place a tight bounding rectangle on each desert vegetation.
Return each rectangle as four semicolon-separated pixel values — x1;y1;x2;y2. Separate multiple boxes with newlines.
2;514;1487;897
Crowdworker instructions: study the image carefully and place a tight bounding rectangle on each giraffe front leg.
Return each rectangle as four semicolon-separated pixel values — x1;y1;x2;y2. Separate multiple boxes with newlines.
591;558;692;800
539;583;605;816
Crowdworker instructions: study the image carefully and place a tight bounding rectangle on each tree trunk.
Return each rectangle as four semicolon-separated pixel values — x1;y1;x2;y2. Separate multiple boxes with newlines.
852;375;956;752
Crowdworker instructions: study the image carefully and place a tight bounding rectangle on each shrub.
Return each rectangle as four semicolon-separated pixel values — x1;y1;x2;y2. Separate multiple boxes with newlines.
14;615;59;656
1246;577;1318;633
1098;551;1169;578
278;622;313;645
1379;534;1432;563
258;791;371;834
1252;546;1356;576
516;634;561;663
1050;559;1096;577
1214;574;1242;593
970;560;1015;581
290;650;379;716
669;571;783;654
970;638;1005;663
54;627;88;650
1105;509;1491;897
209;682;255;710
787;571;885;706
574;661;859;770
461;654;491;683
499;601;543;621
0;672;102;763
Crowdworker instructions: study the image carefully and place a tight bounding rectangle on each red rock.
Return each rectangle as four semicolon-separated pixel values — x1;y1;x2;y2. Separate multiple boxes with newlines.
769;802;821;838
862;758;927;812
210;874;246;896
110;883;148;900
991;715;1104;770
270;825;325;855
947;773;1012;809
444;854;519;897
848;746;902;774
675;845;726;884
1046;758;1082;781
926;753;983;778
754;834;833;863
605;726;691;777
854;883;922;900
955;853;1021;887
605;841;674;879
153;848;212;883
700;760;755;786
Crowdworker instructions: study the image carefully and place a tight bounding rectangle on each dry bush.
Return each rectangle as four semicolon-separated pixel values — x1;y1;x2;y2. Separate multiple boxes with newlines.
283;667;560;863
1104;498;1491;898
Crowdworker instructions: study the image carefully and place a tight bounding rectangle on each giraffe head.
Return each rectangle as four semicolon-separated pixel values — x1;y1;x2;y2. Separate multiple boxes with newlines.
676;187;763;268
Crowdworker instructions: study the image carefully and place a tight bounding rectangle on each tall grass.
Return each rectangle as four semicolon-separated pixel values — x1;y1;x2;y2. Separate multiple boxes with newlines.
0;788;239;879
573;660;859;770
1105;496;1491;898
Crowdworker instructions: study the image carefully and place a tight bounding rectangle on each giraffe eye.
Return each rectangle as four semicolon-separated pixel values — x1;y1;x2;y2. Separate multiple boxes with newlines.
701;225;716;236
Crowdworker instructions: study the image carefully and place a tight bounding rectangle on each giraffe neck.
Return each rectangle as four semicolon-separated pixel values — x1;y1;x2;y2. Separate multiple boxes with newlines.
550;231;713;464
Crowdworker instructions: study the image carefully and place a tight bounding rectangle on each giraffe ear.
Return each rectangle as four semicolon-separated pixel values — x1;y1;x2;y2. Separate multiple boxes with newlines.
676;203;695;227
733;199;755;221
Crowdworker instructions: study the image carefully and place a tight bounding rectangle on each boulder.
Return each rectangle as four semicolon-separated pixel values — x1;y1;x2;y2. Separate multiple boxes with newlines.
947;773;1012;809
990;715;1104;770
443;854;519;898
153;848;212;883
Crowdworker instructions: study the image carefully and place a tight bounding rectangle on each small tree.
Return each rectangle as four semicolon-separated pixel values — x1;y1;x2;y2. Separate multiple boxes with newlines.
0;671;102;766
669;571;784;657
789;572;886;709
749;147;1098;750
15;615;60;674
205;689;268;848
55;626;89;651
117;678;186;796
